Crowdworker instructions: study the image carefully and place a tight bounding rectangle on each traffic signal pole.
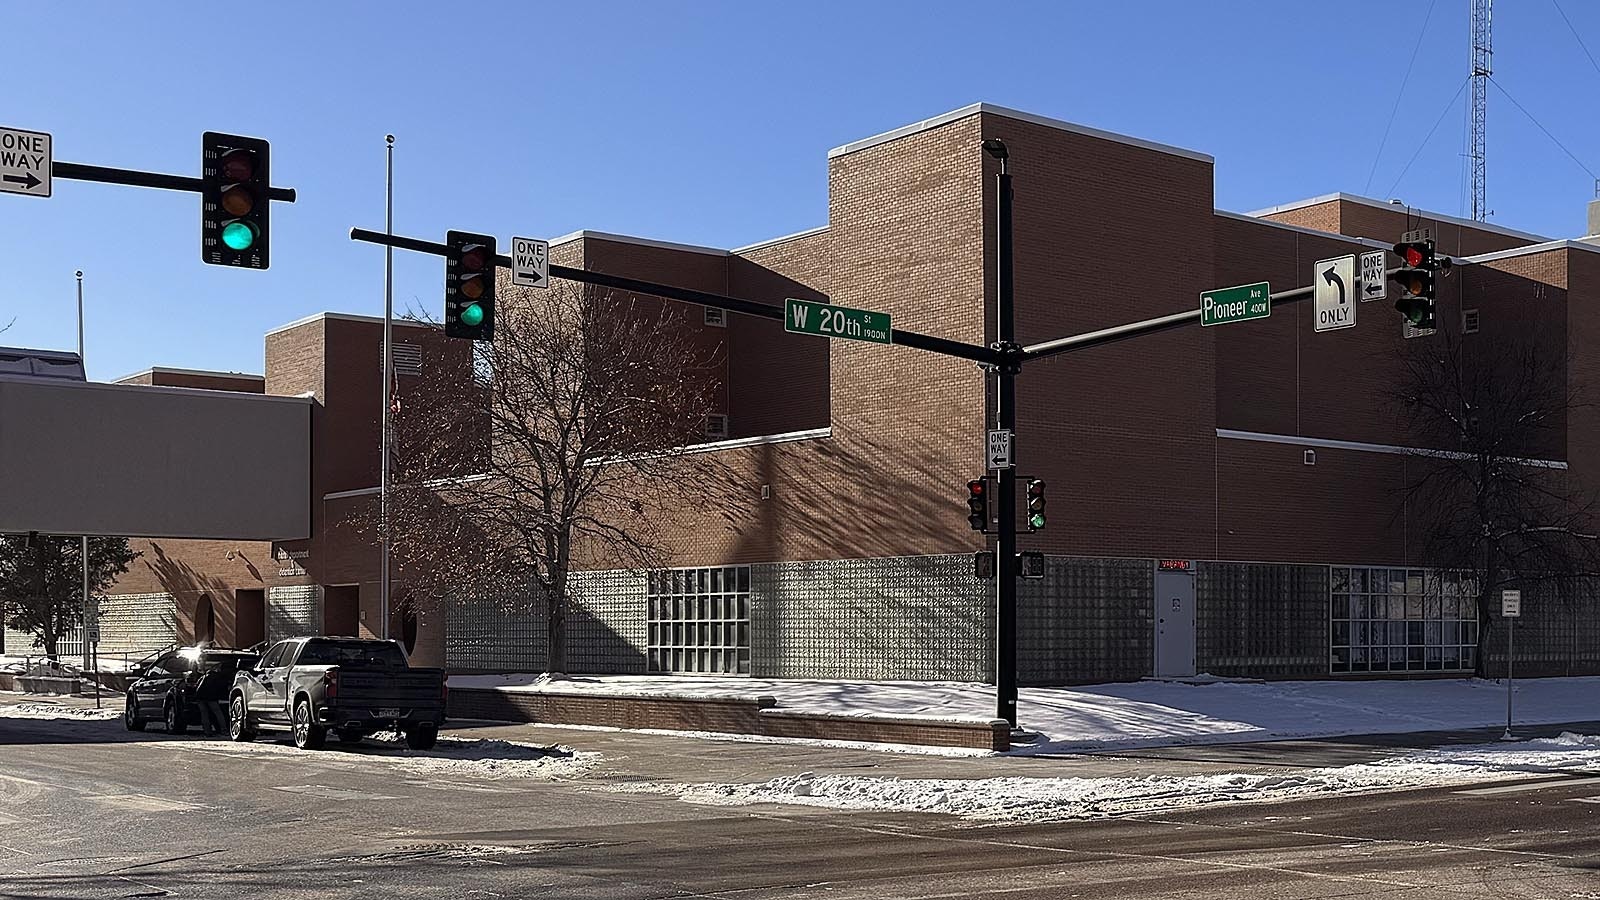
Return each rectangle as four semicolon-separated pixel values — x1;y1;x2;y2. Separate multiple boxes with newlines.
988;141;1021;727
53;161;296;202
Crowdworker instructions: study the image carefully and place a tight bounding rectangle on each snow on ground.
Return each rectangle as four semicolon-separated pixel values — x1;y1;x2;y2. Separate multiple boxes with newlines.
0;701;121;721
157;732;598;780
619;733;1600;823
452;673;1600;752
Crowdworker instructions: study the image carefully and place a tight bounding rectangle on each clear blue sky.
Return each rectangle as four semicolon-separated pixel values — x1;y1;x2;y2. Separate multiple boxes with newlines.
3;1;1598;381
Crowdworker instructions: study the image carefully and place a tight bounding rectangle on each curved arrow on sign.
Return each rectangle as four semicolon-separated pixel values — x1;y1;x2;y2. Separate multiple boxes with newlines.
1322;265;1346;305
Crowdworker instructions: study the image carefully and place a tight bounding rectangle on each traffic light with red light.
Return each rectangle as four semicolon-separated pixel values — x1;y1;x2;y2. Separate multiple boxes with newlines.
446;230;496;341
1026;479;1047;532
1391;239;1440;330
966;478;989;532
201;132;270;269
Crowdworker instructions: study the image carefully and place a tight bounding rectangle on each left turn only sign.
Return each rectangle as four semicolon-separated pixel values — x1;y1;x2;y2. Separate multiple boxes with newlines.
0;126;51;198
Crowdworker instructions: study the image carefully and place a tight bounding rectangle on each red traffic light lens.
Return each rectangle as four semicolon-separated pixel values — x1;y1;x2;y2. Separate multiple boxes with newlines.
1403;246;1424;267
460;245;488;272
219;149;255;182
1027;479;1046;497
220;184;254;217
967;480;985;496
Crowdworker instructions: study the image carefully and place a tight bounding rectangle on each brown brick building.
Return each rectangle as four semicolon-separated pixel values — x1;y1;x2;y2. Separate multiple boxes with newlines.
79;103;1600;683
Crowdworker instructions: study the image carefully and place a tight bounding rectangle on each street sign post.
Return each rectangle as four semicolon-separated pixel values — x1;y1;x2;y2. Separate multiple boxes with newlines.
0;126;51;198
1360;249;1387;302
784;297;892;344
1501;588;1521;740
1200;281;1270;327
511;236;549;289
987;429;1014;470
1314;255;1357;332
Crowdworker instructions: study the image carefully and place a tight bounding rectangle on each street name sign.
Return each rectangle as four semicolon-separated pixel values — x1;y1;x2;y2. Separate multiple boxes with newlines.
1360;249;1387;302
0;126;51;198
1501;589;1522;617
1314;255;1356;332
784;297;892;344
987;429;1014;470
511;236;549;288
1200;281;1270;327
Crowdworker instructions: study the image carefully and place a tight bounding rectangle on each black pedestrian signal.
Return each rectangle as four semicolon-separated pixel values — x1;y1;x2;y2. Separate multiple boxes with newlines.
446;230;496;341
1026;479;1046;532
966;478;989;532
1391;239;1442;330
974;550;995;579
1018;550;1045;579
201;132;270;269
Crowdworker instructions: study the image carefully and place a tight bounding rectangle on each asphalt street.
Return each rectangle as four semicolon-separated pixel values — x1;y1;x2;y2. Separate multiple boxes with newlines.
2;700;1598;899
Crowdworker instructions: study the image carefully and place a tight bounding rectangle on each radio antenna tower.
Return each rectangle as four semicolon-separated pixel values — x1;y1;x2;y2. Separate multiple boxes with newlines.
1470;0;1492;221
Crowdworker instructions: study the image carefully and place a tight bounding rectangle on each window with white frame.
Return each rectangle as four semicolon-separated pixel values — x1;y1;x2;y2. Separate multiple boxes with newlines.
1330;567;1479;674
646;567;751;674
1463;308;1481;334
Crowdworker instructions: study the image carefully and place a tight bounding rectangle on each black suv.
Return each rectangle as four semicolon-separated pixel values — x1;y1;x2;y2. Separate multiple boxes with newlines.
124;647;259;734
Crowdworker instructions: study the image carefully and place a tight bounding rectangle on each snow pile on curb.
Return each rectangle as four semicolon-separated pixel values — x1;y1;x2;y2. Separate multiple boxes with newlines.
619;733;1600;823
160;733;597;779
0;702;121;721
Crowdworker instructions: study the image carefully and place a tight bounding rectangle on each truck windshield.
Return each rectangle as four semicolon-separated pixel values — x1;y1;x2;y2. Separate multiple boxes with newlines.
296;641;407;668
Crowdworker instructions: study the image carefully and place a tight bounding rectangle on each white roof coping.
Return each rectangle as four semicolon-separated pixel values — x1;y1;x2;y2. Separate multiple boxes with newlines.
547;229;729;257
731;225;829;255
1244;192;1548;243
1463;238;1600;264
114;366;264;385
1213;209;1391;250
0;373;314;405
827;102;1213;163
265;311;438;337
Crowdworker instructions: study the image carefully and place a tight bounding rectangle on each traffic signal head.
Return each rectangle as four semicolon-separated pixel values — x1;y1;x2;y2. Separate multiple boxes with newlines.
1391;240;1439;330
1026;478;1046;531
446;231;496;341
201;133;271;269
966;478;989;532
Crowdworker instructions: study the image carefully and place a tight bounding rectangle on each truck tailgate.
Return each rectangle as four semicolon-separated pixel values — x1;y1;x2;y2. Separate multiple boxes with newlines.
330;668;445;709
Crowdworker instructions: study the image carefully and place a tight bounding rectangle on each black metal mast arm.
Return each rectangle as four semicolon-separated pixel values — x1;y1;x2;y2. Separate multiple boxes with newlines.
348;227;999;365
54;161;297;202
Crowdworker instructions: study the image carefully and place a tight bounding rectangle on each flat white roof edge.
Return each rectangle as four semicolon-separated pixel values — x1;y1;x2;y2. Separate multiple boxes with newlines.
548;229;729;257
1244;192;1548;243
114;366;264;385
731;225;829;255
266;311;439;337
1214;209;1391;250
827;102;1213;163
1464;238;1600;264
1218;428;1566;469
0;373;315;405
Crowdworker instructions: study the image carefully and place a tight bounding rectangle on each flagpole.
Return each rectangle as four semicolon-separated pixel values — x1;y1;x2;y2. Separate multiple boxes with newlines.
379;134;394;642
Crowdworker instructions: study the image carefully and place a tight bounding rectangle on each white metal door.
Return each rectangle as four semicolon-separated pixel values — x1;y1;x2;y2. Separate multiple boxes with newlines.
1154;563;1197;678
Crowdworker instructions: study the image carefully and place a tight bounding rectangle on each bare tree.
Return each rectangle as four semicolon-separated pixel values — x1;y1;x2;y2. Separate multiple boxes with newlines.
1392;326;1600;673
374;282;737;674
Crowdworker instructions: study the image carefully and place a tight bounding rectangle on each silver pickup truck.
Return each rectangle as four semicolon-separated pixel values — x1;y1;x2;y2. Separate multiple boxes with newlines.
228;636;447;750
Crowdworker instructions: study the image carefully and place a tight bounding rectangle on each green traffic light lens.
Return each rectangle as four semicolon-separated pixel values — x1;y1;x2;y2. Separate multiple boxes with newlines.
1029;514;1046;529
460;303;484;327
221;220;258;251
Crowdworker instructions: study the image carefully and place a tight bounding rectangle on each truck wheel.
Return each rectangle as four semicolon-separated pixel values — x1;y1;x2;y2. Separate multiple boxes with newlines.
164;699;188;735
228;695;256;742
404;724;438;751
123;694;145;732
292;699;325;750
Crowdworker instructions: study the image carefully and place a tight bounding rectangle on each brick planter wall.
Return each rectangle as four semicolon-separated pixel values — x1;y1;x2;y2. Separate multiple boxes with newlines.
447;687;1008;751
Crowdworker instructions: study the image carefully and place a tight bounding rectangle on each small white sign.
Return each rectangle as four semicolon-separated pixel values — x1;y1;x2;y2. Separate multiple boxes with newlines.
511;236;549;289
1314;254;1357;332
1501;589;1522;618
0;126;51;198
1360;249;1387;302
987;429;1014;470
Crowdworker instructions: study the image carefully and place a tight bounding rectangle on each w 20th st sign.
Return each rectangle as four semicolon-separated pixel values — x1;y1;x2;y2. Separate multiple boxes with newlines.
784;297;892;344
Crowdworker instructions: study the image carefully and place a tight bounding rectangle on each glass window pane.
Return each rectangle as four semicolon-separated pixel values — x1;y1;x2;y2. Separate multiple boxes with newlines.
1332;622;1350;645
1354;569;1369;592
1331;568;1350;593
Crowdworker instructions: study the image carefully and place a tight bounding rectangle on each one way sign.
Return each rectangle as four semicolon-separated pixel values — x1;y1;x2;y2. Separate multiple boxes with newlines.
1360;249;1387;302
0;126;51;198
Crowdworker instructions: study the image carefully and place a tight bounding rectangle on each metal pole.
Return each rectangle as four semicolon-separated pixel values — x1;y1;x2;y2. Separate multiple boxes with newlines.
1503;616;1514;740
986;141;1018;729
77;270;99;707
379;135;394;642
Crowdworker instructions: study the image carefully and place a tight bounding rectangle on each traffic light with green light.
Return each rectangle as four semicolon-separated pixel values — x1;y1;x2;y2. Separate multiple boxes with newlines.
966;478;989;533
1391;239;1442;330
1026;479;1047;532
446;231;496;341
201;132;270;269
